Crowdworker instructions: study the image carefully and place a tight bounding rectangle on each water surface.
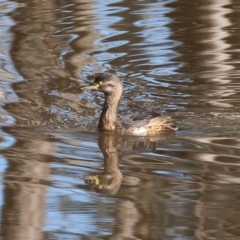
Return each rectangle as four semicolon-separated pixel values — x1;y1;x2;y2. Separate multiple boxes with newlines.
1;0;240;239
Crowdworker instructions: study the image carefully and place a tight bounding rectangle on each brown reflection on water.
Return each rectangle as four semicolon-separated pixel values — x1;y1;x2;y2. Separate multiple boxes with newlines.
168;0;233;82
5;0;100;129
1;1;64;239
111;134;240;239
167;0;240;134
8;0;69;127
1;128;55;240
10;1;69;79
83;133;122;195
62;0;100;78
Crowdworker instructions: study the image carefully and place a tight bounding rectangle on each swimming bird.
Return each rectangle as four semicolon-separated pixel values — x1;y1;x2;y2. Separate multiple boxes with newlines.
83;73;177;136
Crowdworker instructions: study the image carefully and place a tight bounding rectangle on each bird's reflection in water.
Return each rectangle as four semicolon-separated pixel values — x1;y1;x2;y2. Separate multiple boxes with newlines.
83;133;122;195
82;132;175;195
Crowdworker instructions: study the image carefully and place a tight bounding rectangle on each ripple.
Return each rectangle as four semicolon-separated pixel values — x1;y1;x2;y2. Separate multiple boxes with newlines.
1;1;240;239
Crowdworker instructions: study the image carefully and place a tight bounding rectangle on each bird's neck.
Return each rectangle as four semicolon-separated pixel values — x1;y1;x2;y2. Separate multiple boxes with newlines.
98;92;121;131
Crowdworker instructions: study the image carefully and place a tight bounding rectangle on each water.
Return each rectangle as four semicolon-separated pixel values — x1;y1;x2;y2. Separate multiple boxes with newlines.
0;0;240;239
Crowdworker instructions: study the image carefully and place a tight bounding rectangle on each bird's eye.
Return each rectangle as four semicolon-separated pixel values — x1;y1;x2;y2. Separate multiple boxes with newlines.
105;84;114;88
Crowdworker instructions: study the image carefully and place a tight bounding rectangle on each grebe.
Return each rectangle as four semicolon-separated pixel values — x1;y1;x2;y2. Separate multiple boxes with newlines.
83;73;177;136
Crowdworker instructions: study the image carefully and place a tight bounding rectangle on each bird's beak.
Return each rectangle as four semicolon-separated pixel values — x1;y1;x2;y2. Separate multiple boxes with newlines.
82;174;100;185
81;83;100;91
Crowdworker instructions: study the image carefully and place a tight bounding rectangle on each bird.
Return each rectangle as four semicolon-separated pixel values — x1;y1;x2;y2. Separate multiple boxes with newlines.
83;73;177;136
